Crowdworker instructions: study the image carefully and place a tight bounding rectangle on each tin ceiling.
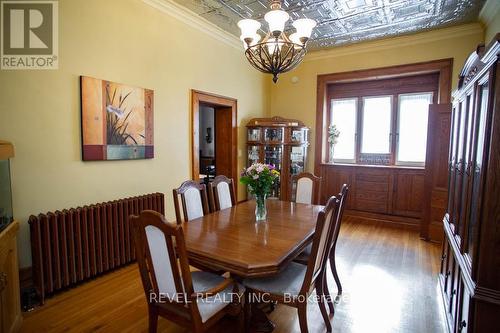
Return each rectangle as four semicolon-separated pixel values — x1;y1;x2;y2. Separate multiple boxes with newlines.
171;0;485;49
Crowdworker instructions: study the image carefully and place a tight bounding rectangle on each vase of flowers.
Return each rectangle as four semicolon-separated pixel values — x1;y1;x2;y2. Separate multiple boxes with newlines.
240;163;280;221
328;125;340;162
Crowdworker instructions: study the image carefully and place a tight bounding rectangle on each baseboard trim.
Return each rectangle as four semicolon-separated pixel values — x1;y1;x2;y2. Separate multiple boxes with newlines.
345;209;420;230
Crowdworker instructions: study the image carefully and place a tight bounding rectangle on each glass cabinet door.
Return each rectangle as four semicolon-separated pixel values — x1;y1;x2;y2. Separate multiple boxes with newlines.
447;104;460;224
264;128;283;143
452;98;468;231
289;146;306;176
0;159;13;231
457;92;475;239
466;81;489;264
247;145;261;166
290;128;307;143
247;128;261;142
264;146;282;198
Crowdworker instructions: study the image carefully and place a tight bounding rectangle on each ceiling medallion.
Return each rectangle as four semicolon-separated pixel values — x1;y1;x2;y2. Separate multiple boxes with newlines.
237;0;316;83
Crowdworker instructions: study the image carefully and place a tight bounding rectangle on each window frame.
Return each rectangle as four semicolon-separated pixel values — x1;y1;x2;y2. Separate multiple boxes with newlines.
326;75;438;167
358;94;394;164
395;92;434;167
329;97;358;164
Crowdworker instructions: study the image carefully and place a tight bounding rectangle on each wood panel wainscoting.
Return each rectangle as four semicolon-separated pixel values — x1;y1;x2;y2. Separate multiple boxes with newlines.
315;59;453;238
319;164;425;228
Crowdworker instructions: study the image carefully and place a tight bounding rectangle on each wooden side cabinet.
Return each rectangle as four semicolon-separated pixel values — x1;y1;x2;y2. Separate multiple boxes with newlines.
0;220;22;333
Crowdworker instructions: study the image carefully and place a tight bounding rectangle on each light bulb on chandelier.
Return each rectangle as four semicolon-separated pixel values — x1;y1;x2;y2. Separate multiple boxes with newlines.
237;0;316;83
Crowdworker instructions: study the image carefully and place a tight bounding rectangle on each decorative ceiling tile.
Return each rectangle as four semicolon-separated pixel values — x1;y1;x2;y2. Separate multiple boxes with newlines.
171;0;485;49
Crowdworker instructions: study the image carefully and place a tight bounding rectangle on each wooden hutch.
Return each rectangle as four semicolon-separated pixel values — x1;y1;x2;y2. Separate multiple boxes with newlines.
246;116;310;201
439;34;500;332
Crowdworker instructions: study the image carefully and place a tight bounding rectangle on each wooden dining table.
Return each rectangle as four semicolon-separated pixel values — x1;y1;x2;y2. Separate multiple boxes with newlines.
182;199;324;278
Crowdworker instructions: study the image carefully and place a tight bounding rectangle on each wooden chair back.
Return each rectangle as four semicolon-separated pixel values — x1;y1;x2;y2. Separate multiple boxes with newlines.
173;180;210;224
299;196;340;295
210;175;236;211
130;211;197;312
291;172;322;205
332;184;349;246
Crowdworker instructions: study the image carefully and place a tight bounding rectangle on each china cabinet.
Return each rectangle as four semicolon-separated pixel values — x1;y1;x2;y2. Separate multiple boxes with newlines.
0;141;21;333
246;117;310;200
439;35;500;333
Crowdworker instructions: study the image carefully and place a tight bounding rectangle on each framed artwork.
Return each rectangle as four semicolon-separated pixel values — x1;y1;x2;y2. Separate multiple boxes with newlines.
80;76;154;160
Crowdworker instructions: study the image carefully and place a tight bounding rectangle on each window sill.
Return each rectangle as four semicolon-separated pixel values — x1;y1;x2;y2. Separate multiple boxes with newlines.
320;162;425;170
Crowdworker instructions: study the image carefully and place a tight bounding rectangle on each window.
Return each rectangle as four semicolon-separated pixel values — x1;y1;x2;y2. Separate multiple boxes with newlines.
361;96;392;154
330;98;357;162
329;90;433;167
396;93;433;165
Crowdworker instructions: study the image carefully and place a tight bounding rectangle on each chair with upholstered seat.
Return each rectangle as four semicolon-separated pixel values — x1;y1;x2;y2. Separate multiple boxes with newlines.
209;175;236;211
173;180;211;224
291;172;322;205
294;184;349;313
243;196;341;333
130;210;243;333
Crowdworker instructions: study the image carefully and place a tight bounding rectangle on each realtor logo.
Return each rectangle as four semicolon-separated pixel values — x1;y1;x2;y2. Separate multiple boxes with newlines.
1;0;58;69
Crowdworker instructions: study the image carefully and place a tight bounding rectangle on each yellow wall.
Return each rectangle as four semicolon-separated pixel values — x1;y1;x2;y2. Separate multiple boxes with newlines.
0;0;268;268
269;23;484;172
480;0;500;43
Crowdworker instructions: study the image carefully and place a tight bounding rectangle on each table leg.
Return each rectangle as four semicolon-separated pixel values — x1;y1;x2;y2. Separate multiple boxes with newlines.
250;302;276;333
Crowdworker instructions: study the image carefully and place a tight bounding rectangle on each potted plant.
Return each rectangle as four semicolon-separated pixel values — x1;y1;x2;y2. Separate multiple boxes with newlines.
328;124;340;162
240;163;280;221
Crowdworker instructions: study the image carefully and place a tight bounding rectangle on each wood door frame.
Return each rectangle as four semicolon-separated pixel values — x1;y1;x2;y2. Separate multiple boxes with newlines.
191;90;238;199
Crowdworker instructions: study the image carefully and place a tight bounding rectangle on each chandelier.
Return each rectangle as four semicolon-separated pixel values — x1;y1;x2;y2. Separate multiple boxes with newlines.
237;0;316;83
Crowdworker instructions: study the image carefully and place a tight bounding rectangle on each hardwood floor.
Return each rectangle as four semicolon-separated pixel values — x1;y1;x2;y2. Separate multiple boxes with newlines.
20;216;446;333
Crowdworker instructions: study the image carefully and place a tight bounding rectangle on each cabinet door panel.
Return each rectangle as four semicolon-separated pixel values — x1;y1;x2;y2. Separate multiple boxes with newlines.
393;171;425;217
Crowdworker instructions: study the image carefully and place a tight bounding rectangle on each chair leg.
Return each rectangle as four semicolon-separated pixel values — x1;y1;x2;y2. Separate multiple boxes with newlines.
297;302;309;333
148;307;158;333
322;269;335;315
315;279;332;332
330;252;342;301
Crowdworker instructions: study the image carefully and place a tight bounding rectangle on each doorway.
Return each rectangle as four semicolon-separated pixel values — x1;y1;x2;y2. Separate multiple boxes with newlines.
191;90;237;199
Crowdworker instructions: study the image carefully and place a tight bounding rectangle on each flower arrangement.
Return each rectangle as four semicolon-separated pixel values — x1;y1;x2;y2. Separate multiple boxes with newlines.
328;124;340;145
240;163;280;196
240;163;280;221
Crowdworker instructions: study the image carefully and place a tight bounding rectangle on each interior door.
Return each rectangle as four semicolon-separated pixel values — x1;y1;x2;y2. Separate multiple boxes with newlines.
214;107;233;179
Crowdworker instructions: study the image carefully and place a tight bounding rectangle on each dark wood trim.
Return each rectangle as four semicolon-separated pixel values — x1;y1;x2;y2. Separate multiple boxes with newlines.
191;90;238;201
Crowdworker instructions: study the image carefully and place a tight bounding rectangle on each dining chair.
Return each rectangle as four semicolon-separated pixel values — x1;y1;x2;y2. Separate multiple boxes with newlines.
243;196;341;333
209;175;236;211
130;210;244;333
294;184;349;313
173;180;211;224
291;172;322;205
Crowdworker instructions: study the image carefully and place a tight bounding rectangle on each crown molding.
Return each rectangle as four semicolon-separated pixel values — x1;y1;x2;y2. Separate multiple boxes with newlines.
305;23;484;62
479;0;500;27
141;0;241;50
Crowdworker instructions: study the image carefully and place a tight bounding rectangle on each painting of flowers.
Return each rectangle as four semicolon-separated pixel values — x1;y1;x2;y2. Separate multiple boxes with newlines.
81;76;154;160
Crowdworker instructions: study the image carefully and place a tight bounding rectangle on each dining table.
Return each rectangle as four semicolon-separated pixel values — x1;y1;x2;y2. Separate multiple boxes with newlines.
182;199;324;332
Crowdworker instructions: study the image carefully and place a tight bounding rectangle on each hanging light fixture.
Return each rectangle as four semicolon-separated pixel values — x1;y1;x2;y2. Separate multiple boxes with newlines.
237;0;316;83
